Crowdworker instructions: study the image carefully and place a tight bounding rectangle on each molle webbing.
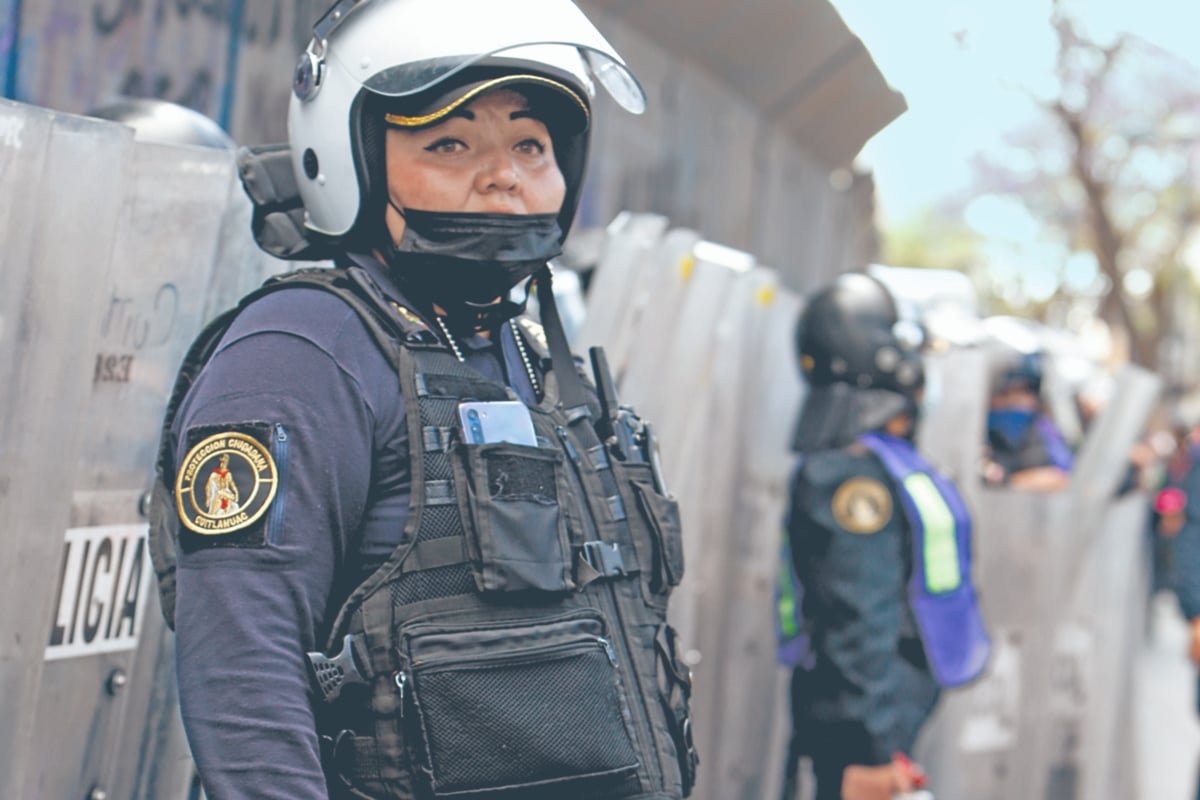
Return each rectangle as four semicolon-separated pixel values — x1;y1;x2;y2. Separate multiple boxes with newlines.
389;349;511;607
329;339;649;655
326;347;519;652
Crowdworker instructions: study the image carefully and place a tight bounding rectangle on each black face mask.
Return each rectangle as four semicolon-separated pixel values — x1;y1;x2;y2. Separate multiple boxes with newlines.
384;207;562;333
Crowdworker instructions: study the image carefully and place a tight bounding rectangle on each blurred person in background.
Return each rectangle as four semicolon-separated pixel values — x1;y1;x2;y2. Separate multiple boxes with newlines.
776;274;991;800
1165;420;1200;800
982;350;1072;491
1147;423;1197;599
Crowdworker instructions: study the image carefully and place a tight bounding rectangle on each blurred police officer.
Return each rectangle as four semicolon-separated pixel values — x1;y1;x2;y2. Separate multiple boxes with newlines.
982;347;1072;491
147;2;696;798
778;274;990;800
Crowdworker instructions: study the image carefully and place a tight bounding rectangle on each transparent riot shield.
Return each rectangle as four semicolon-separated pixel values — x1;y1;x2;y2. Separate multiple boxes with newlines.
916;487;1071;800
23;137;241;800
642;244;752;485
1025;365;1159;800
671;264;768;799
730;286;806;800
915;356;1159;800
0;105;134;800
573;211;669;360
690;275;806;800
202;172;300;324
612;227;703;416
918;346;990;495
605;226;702;383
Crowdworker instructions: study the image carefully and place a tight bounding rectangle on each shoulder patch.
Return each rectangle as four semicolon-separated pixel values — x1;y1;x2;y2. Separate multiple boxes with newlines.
175;426;277;548
390;301;430;331
830;477;893;535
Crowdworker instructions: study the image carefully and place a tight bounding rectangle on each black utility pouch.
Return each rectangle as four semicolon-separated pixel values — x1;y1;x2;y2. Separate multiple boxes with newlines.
400;613;641;797
630;477;685;594
655;623;699;797
452;442;575;594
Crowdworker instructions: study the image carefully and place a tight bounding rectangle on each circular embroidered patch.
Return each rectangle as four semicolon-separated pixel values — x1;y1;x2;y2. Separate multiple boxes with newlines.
175;432;277;535
831;477;893;535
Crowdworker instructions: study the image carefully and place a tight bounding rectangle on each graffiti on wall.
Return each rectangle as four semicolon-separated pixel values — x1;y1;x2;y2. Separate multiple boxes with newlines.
7;0;321;143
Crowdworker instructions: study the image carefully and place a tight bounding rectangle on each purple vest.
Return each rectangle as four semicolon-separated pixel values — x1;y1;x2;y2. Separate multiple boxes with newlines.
860;432;992;688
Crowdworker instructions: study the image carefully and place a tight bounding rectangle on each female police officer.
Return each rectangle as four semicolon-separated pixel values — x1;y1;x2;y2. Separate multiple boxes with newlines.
778;274;991;800
148;2;696;798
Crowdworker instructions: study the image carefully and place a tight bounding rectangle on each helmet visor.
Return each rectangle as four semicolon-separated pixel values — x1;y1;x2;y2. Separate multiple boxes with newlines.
317;0;646;113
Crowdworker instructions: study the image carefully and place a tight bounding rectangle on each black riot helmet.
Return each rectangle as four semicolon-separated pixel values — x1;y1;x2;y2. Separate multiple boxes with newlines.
792;273;926;452
87;98;235;150
996;350;1044;397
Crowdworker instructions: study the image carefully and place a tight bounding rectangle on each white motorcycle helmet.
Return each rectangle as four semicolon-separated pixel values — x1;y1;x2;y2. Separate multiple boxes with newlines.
288;0;645;246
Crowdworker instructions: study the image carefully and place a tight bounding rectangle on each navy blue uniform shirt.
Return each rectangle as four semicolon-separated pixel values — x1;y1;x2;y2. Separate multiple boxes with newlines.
787;445;939;765
169;255;536;799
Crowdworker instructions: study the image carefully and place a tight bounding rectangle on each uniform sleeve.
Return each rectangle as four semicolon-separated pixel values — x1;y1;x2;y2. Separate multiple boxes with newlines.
788;456;910;764
172;316;378;799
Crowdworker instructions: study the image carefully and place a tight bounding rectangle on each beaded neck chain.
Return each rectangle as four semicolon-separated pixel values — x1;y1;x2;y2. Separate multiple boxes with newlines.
511;325;542;397
434;315;465;362
435;315;541;397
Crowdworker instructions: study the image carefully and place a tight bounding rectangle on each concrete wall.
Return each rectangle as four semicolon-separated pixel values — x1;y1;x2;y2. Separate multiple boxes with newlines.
0;0;879;290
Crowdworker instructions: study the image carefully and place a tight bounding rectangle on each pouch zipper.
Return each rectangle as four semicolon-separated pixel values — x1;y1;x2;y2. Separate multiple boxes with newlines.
267;423;289;544
410;635;617;671
400;607;602;640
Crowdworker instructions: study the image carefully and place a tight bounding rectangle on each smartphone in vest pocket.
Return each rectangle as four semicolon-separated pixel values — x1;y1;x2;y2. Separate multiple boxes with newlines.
458;401;538;446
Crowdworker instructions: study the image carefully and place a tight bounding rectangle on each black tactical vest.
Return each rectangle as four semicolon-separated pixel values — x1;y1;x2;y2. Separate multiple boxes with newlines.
149;266;698;800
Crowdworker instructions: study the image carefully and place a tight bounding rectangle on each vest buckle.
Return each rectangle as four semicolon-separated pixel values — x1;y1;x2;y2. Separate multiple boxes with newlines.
582;540;626;577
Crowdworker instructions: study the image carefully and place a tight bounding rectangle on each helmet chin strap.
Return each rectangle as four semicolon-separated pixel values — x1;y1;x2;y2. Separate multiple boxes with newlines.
533;265;589;414
388;196;409;227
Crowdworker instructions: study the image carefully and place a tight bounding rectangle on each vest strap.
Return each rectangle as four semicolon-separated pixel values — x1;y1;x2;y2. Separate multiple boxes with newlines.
405;536;467;572
586;444;610;471
323;731;384;790
425;480;457;506
606;494;628;522
422;426;454;453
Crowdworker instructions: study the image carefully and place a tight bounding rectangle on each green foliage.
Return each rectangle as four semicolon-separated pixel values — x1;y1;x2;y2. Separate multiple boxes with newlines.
880;210;984;274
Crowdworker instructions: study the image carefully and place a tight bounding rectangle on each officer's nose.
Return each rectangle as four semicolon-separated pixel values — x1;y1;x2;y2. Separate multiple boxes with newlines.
475;155;520;196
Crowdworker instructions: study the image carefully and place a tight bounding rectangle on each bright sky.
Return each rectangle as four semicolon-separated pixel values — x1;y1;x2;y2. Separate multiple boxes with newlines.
829;0;1198;225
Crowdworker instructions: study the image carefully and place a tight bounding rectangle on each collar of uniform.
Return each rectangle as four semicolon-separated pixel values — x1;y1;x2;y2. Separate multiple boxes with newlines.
342;251;502;352
343;251;409;304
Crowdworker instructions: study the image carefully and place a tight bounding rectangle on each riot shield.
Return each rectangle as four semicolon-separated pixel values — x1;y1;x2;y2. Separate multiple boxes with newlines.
691;276;806;800
0;105;134;800
613;227;703;414
25;138;240;800
579;218;811;800
0;98;298;797
915;355;1159;800
573;211;670;361
203;172;299;323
